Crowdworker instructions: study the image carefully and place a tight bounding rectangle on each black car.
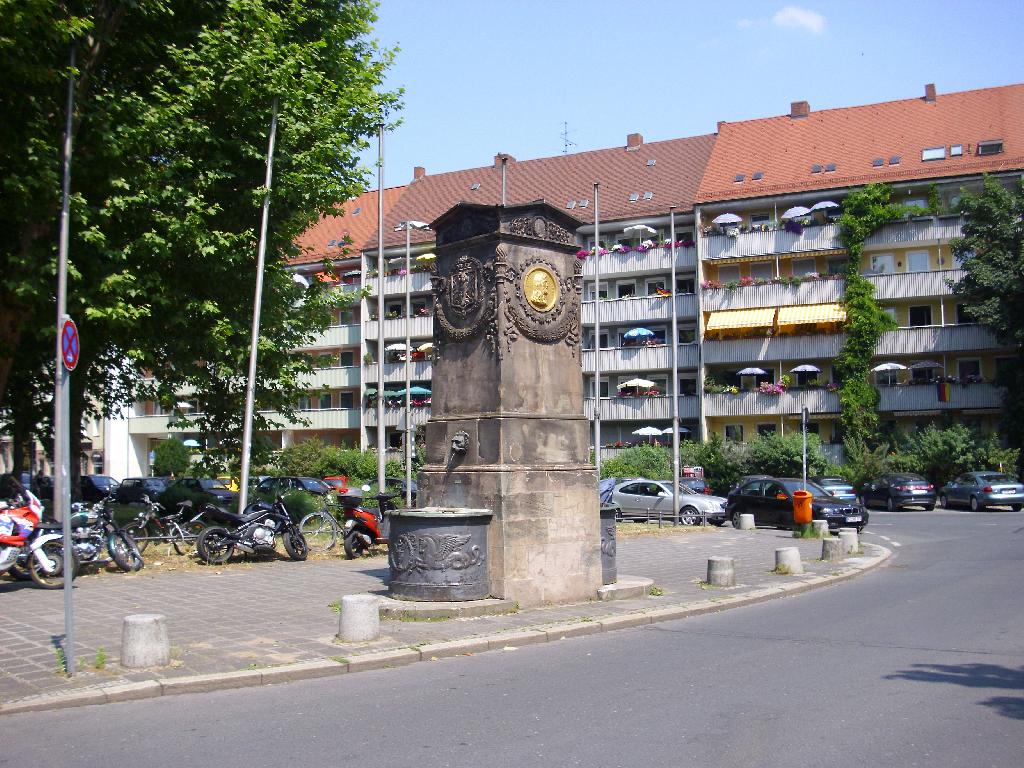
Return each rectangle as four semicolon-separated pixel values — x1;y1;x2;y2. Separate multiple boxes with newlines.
860;473;935;511
80;475;119;503
114;477;170;505
255;476;332;496
727;477;867;532
171;477;238;504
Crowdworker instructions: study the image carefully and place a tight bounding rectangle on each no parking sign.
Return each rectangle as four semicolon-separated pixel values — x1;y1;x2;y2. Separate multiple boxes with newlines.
60;317;79;371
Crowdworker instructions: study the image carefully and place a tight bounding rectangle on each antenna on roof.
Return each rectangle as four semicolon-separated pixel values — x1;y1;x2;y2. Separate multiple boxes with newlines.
561;121;576;155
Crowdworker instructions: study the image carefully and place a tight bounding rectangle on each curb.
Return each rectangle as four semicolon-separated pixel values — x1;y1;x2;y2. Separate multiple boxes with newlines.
0;544;891;716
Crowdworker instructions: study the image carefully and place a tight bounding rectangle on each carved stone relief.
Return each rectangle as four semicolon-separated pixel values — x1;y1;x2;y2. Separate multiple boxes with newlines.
433;253;498;357
495;246;582;357
504;215;575;246
390;532;485;573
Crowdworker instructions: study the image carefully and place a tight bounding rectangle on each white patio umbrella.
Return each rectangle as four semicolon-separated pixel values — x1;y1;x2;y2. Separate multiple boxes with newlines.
415;253;436;262
417;342;434;352
182;439;201;448
790;364;821;373
781;206;813;219
908;360;942;370
385;343;409;351
737;367;767;376
623;224;657;242
711;213;742;225
632;426;664;437
871;362;907;372
810;200;840;211
620;378;657;389
662;426;691;434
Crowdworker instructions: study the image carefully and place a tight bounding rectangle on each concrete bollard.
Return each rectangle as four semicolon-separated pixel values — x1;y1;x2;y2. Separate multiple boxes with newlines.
821;537;845;562
738;513;755;530
838;527;859;555
338;594;380;642
811;520;830;537
774;547;804;575
706;556;736;587
121;613;170;668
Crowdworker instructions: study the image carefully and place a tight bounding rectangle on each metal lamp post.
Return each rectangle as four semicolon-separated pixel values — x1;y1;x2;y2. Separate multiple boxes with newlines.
396;220;429;507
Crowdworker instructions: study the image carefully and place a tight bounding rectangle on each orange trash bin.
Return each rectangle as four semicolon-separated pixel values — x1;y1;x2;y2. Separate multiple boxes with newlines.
792;489;813;525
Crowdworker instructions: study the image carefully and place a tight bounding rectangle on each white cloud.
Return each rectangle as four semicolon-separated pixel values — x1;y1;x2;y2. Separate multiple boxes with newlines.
772;6;826;35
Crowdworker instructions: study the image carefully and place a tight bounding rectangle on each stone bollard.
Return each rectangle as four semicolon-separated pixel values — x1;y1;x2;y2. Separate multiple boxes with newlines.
338;594;380;642
738;513;755;530
121;613;170;669
811;520;830;537
821;537;845;562
774;547;804;575
706;556;736;587
838;527;859;555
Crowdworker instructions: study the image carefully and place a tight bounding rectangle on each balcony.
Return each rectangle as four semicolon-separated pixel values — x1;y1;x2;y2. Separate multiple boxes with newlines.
127;414;182;435
581;244;697;276
701;277;844;311
301;366;360;389
368;270;432;297
582;293;698;325
703;389;839;418
305;324;360;348
585;395;700;421
866;269;964;300
702;223;842;261
365;359;433;385
364;315;432;340
864;215;964;248
874;324;1003;356
702;333;847;365
363;406;430;428
878;382;1003;413
293;409;361;430
582;343;699;374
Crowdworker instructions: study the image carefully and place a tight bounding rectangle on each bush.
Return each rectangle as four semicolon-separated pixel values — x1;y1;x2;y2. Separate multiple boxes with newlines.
152;439;192;477
279;490;321;522
157;483;216;513
839;439;890;492
600;444;670;481
277;438;328;477
682;434;746;496
744;432;831;479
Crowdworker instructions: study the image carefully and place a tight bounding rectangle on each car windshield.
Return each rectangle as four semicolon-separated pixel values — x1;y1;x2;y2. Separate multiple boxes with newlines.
817;478;846;485
200;479;230;490
978;473;1018;483
301;478;329;493
145;479;167;491
779;479;831;497
891;475;926;483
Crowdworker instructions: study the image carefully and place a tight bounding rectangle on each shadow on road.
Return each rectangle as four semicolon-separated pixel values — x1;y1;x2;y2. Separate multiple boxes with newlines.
886;663;1024;719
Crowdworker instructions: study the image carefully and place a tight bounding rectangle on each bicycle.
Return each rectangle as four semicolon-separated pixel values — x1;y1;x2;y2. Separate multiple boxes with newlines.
298;503;342;552
124;496;207;556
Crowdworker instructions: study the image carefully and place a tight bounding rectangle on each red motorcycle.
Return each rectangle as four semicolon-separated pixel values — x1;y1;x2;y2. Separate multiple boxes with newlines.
341;490;399;559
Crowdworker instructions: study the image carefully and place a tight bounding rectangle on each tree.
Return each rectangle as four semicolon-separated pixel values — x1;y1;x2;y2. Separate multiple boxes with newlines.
951;176;1024;474
680;435;746;496
743;432;830;479
599;444;670;481
0;1;398;474
151;438;192;477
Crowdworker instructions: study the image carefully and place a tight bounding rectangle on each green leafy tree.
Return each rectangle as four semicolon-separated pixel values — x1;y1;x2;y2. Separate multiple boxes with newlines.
951;176;1024;474
743;432;831;479
599;444;670;481
680;434;746;496
151;438;192;477
839;438;890;492
276;437;328;477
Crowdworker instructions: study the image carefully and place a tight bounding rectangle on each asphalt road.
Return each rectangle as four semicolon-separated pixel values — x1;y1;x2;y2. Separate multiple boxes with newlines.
5;511;1023;768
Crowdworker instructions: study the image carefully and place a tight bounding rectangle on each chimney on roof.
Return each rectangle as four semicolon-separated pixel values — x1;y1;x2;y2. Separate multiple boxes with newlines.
717;121;725;133
413;166;426;181
494;153;515;168
924;83;937;103
626;132;643;150
790;101;810;119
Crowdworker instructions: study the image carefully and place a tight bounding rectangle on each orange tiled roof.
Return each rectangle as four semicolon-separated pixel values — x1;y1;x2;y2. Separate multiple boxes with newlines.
696;83;1024;204
291;186;405;266
366;134;716;250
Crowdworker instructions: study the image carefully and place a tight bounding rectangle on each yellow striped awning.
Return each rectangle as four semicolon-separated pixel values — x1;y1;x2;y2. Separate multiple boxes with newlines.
776;303;846;326
705;307;777;331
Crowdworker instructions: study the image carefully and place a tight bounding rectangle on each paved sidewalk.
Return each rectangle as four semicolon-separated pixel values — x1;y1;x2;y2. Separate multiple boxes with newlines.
0;526;888;710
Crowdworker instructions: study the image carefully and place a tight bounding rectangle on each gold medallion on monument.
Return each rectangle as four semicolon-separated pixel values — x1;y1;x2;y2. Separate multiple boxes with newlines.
523;266;558;312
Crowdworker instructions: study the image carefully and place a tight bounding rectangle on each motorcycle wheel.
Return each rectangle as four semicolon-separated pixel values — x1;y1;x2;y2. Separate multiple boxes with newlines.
343;529;369;560
7;561;32;581
197;526;234;565
283;529;308;561
108;532;144;572
124;522;152;554
298;510;337;552
29;540;76;589
171;521;205;556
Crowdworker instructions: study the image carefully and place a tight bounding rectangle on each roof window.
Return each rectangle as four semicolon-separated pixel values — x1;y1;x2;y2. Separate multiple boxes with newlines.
470;182;481;190
977;140;1003;156
646;158;656;167
629;192;640;202
872;158;884;167
922;146;946;162
578;198;590;208
643;191;654;200
811;164;823;174
734;174;745;183
950;144;963;157
566;200;576;209
889;156;902;165
327;239;337;247
352;207;361;215
825;163;837;172
752;171;764;180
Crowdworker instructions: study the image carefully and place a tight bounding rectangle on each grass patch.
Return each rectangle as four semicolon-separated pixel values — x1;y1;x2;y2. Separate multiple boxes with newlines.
773;564;792;575
648;585;665;597
93;648;107;670
792;524;829;539
329;600;341;614
330;656;349;664
54;646;68;677
616;522;721;539
396;613;451;623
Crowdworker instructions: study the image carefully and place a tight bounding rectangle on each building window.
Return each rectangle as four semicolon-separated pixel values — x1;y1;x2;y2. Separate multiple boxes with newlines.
757;423;777;436
869;253;894;274
906;251;930;273
298;395;311;410
724;424;744;443
339;350;355;367
676;278;695;294
908;306;932;327
750;213;771;228
646;279;666;296
338;392;354;409
950;144;963;157
679;378;697;396
617;281;636;299
905;198;927;210
717;265;740;283
337;308;357;325
590;378;609;398
882;307;897;322
958;359;981;381
977;140;1003;156
955;303;972;324
319;393;333;409
922;147;946;161
585;281;608;301
827;258;848;276
679;327;697;343
584;330;609;350
750;262;773;280
953;248;971;268
791;257;816;277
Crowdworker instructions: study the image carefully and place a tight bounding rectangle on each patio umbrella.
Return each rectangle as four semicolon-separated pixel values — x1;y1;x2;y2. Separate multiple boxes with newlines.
632;426;664;437
623;327;655;339
183;439;201;448
662;426;691;434
908;360;942;370
620;378;657;389
781;206;813;220
623;224;657;242
417;342;434;352
871;362;907;372
810;200;840;211
342;269;361;277
407;386;432;395
737;367;767;376
385;342;409;351
415;253;436;262
790;364;822;373
711;213;742;225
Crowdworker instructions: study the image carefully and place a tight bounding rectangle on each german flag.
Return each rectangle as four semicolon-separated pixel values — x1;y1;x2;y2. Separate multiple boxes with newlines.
937;381;951;402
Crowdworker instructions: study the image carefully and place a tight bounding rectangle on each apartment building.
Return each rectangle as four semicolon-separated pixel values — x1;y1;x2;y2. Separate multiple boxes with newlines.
113;82;1024;475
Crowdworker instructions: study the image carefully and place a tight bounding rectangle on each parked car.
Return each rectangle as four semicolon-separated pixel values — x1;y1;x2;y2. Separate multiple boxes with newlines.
938;472;1024;511
322;476;349;493
679;477;712;495
810;476;858;504
727;477;867;532
114;477;170;505
171;477;239;504
80;475;119;503
860;473;935;511
611;479;727;525
255;476;332;496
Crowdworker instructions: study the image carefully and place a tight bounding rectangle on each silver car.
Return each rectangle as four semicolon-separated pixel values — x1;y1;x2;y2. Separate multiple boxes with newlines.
810;476;858;504
611;479;727;525
938;472;1024;511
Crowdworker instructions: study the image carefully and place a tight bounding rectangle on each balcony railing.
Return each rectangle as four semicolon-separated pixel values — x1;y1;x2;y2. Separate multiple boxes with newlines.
878;382;1003;412
701;277;844;311
702;223;842;261
875;324;1003;356
301;366;360;389
585;395;700;421
702;333;847;364
581;244;697;276
368;270;432;297
365;359;433;385
363;406;430;428
364;315;433;340
581;293;698;325
582;343;699;374
305;324;361;349
703;389;840;417
866;269;964;300
864;215;964;247
293;409;361;430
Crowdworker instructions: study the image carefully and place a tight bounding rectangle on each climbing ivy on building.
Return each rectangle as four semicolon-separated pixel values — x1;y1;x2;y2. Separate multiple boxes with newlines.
834;184;920;445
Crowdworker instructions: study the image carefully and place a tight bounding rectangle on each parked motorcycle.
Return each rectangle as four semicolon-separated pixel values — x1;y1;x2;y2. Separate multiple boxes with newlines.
195;495;308;564
69;500;144;572
342;491;399;559
1;500;76;589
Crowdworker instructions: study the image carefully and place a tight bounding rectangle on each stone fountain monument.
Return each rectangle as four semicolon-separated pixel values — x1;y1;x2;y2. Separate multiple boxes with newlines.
411;201;604;607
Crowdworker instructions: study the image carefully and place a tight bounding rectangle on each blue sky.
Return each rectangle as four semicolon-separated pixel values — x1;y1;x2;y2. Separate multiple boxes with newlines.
360;0;1023;186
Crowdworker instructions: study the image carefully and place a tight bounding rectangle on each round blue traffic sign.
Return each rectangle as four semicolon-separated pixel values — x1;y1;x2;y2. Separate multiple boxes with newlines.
61;318;79;371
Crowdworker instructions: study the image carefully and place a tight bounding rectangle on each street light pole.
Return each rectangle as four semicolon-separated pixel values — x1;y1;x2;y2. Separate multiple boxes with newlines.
592;182;602;478
398;220;429;507
669;207;681;525
376;125;386;493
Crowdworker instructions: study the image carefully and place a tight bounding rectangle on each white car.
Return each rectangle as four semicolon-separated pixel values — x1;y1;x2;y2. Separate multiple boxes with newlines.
611;479;727;525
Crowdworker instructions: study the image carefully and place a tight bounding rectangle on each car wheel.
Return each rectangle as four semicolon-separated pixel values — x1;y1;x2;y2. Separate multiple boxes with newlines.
938;494;948;509
859;495;870;510
970;495;982;512
1012;504;1022;512
886;496;895;512
923;504;935;511
679;506;699;526
731;510;742;529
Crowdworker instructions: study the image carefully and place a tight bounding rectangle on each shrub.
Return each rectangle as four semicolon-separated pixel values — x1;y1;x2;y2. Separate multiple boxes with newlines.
152;439;192;477
600;444;670;481
744;432;831;479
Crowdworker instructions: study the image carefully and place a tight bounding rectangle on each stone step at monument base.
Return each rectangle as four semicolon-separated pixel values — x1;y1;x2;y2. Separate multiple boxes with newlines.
378;596;519;621
597;575;654;602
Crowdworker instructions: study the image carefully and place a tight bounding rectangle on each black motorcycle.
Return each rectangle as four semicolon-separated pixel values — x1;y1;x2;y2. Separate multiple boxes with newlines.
69;499;144;572
195;495;308;564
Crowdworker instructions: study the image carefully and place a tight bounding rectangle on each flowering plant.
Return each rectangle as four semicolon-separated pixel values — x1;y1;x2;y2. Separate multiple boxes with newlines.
784;219;803;234
757;381;787;395
739;276;755;286
576;249;589;259
826;382;839;392
611;243;626;252
701;279;723;290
